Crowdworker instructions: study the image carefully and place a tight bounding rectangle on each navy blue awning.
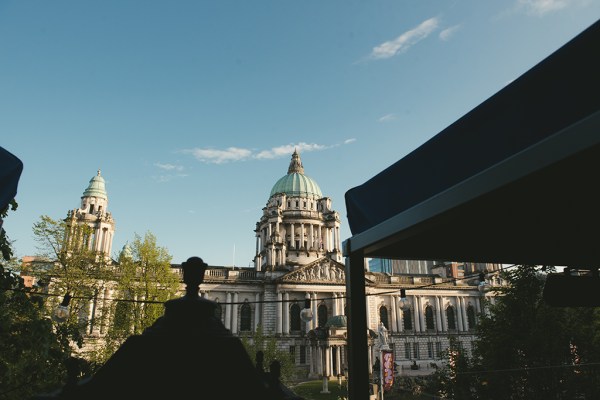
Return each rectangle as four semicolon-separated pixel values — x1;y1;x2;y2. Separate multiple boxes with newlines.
344;19;600;268
0;146;23;213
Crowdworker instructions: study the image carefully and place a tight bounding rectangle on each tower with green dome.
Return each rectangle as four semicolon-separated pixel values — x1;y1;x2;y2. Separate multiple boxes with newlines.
254;150;342;271
65;169;115;258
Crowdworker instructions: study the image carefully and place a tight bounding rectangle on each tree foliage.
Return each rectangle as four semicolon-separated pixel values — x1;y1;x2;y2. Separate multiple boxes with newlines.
90;232;180;364
241;324;295;383
0;205;71;400
429;265;600;399
31;215;112;352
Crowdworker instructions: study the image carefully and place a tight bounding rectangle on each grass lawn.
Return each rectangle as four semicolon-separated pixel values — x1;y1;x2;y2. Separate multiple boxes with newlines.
289;379;438;400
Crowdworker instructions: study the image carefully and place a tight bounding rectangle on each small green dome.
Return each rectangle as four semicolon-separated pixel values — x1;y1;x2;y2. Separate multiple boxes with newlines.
82;169;107;200
269;151;323;199
325;315;347;328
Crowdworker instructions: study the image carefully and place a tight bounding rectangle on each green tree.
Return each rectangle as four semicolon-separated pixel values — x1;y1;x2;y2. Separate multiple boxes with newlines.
91;232;180;364
0;199;18;260
241;324;295;383
31;215;113;352
427;336;474;399
437;265;600;399
0;205;72;400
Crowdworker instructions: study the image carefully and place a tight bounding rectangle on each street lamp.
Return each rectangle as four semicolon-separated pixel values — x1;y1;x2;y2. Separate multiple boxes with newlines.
54;294;71;322
398;289;410;311
300;294;313;323
478;272;489;293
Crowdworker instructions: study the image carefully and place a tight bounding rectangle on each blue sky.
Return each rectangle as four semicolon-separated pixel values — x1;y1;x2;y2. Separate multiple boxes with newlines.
2;1;599;267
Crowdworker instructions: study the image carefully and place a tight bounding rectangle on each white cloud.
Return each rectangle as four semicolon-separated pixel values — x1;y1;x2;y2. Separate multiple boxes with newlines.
154;162;184;172
185;147;252;164
439;24;461;41
370;17;439;60
254;142;327;159
344;138;356;144
182;142;329;164
516;0;569;16
378;113;397;122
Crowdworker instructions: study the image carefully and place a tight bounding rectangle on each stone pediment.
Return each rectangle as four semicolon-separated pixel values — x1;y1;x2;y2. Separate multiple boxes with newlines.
279;259;345;284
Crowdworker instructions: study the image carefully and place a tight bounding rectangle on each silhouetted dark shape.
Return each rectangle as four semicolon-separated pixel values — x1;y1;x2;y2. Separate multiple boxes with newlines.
32;256;279;399
256;350;265;375
264;360;303;400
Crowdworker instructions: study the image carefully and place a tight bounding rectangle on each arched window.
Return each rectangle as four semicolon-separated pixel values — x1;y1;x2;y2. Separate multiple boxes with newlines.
467;304;476;330
318;303;328;327
403;309;412;330
379;305;389;329
446;306;456;330
425;305;435;330
290;303;301;331
240;303;252;332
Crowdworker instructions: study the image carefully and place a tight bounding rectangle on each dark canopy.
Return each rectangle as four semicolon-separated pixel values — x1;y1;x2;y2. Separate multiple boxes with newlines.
344;19;600;268
0;146;23;213
342;19;600;400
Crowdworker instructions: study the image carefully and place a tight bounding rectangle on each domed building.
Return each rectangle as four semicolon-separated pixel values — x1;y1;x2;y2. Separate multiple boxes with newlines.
55;154;502;384
254;149;343;269
189;151;502;382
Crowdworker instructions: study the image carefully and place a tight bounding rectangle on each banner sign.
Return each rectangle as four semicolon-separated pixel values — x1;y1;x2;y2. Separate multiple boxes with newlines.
382;350;394;391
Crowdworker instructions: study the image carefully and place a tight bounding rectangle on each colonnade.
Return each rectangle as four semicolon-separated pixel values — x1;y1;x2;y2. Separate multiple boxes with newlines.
376;294;483;334
307;344;347;378
255;222;341;267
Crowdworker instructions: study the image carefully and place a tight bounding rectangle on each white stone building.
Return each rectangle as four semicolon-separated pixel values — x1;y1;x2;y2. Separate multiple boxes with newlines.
66;152;501;380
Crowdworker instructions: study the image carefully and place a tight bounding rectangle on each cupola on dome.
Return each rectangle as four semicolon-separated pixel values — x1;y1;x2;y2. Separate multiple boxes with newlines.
82;169;108;200
269;150;323;199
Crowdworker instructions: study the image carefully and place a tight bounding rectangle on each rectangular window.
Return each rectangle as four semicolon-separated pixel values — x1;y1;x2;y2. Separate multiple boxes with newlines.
436;342;442;358
404;343;411;359
289;346;296;364
428;342;434;358
413;342;420;359
300;345;306;364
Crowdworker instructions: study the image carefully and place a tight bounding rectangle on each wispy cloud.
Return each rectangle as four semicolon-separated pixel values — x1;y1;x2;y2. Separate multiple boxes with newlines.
184;147;252;164
254;142;326;159
378;113;397;123
439;24;461;41
182;142;341;164
152;162;188;182
344;138;356;144
370;17;439;60
154;162;184;172
514;0;581;16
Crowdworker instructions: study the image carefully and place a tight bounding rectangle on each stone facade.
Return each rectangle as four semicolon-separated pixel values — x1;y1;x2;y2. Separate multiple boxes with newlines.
67;153;501;380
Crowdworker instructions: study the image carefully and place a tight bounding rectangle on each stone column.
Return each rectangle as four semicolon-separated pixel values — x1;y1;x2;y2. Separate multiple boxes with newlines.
283;292;290;335
276;292;283;335
254;292;261;331
413;296;421;332
456;297;464;331
231;292;239;334
335;346;342;376
225;292;232;330
440;297;447;332
435;296;442;331
462;297;470;331
291;223;295;247
418;297;426;332
311;292;318;329
392;295;399;333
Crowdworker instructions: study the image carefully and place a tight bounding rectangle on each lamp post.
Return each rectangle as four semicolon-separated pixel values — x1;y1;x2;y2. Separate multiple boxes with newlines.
377;323;390;400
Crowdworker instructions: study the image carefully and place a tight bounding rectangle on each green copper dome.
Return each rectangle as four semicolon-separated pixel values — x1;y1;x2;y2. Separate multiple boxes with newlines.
269;151;323;199
82;170;107;200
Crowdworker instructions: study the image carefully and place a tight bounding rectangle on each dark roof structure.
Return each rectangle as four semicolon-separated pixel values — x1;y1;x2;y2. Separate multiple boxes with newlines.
0;146;23;213
342;19;600;400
